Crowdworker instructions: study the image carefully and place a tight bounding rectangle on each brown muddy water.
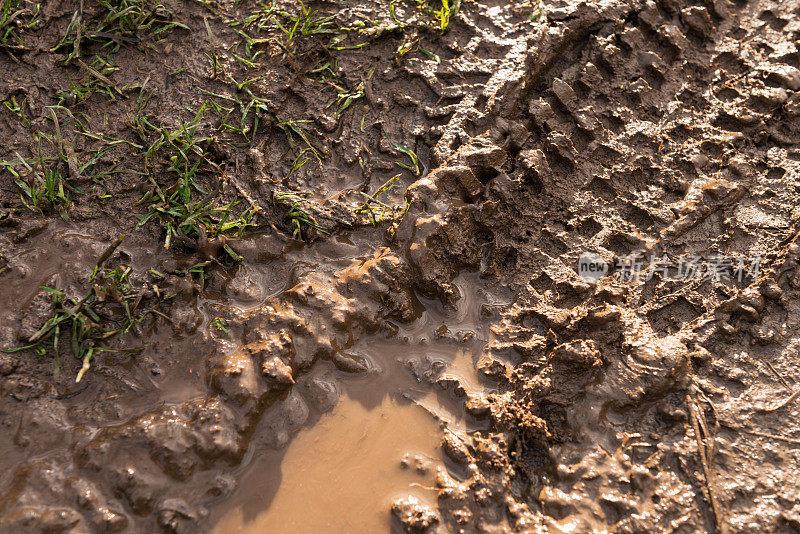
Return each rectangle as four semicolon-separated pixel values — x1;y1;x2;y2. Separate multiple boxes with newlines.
209;274;506;532
210;395;440;533
0;219;507;533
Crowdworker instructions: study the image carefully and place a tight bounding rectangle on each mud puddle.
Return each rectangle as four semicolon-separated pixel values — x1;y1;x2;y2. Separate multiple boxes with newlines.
211;393;441;533
207;274;507;532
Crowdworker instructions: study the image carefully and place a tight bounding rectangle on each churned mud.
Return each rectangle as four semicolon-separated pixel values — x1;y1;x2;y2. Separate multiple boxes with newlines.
2;0;800;532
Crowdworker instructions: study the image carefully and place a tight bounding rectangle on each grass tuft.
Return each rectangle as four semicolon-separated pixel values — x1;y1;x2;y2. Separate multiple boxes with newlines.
133;101;257;253
2;237;161;383
52;0;188;62
273;190;328;239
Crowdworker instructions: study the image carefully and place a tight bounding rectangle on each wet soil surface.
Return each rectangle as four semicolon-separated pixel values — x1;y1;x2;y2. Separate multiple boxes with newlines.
2;0;800;532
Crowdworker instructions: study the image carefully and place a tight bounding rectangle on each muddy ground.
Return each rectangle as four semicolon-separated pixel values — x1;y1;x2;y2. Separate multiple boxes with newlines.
1;0;800;532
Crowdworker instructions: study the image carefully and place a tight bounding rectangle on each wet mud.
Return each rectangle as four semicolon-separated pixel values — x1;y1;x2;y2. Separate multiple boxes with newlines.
210;394;442;533
2;0;800;532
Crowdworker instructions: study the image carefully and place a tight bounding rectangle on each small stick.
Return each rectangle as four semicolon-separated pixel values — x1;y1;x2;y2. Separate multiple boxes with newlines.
216;168;262;215
95;235;124;271
85;31;138;44
358;191;392;209
738;428;800;445
687;393;728;534
765;360;792;391
757;388;800;413
75;348;93;383
77;58;123;96
147;309;174;324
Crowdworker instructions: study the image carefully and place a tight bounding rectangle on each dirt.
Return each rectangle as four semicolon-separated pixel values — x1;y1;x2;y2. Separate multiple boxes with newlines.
2;0;800;532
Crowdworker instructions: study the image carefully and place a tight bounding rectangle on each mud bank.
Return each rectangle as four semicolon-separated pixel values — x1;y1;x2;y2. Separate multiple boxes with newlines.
2;0;800;532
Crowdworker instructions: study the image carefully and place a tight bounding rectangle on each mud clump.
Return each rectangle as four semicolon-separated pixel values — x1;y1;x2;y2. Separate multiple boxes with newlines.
392;496;440;533
2;0;800;532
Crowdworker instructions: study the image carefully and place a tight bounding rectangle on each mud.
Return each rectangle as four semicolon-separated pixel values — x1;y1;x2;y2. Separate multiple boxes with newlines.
2;0;800;532
210;394;442;533
209;274;503;532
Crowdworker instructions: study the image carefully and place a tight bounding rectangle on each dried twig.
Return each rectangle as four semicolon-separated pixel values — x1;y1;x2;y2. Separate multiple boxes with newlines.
731;426;800;446
77;58;123;96
764;360;792;391
757;388;800;413
687;391;728;534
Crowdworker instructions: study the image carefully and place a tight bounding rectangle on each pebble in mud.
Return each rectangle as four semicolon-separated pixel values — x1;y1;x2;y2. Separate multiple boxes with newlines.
2;507;83;532
441;430;472;465
261;355;294;386
69;478;129;532
464;394;492;418
207;473;237;498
